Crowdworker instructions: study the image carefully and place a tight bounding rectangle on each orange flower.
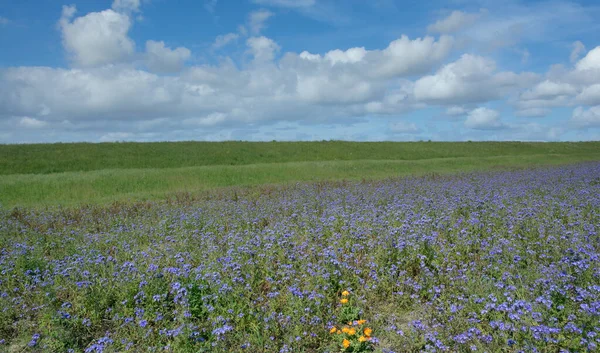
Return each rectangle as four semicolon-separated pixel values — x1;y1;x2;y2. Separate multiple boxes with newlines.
348;328;356;335
336;329;341;335
342;339;351;349
358;336;367;342
348;321;353;326
357;319;367;325
364;327;372;337
330;326;337;334
340;298;348;304
341;327;350;334
341;290;350;296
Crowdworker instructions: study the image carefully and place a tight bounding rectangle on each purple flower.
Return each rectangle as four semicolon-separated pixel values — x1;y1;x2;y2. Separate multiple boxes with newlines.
212;324;233;336
28;333;40;347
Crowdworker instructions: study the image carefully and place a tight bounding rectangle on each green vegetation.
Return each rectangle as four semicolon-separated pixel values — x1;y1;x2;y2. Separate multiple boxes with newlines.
2;141;599;175
1;141;600;208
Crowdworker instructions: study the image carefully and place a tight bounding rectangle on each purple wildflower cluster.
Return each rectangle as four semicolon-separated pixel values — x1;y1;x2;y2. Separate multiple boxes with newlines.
1;162;599;352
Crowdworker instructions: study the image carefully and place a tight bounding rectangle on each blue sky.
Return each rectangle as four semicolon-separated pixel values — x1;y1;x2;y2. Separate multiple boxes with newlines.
1;0;600;143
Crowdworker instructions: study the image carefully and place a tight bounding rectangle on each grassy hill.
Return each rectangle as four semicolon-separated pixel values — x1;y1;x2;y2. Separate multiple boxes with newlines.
1;141;599;208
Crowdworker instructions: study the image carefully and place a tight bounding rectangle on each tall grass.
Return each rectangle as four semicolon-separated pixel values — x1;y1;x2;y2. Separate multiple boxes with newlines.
2;141;600;175
1;154;599;208
1;141;600;208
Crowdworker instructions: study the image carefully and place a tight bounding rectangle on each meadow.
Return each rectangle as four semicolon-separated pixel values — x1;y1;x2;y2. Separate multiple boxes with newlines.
1;160;599;352
2;141;600;208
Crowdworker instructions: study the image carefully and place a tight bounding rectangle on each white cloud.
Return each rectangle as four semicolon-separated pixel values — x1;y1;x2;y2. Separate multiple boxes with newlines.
520;80;577;100
59;5;135;67
297;35;453;79
414;54;538;104
559;47;600;86
571;106;600;128
112;0;141;13
575;46;600;71
213;33;240;49
446;106;467;116
0;33;458;138
390;121;420;133
576;84;600;105
279;35;453;106
570;41;585;63
183;113;227;126
465;107;505;130
19;117;48;129
251;0;315;8
514;95;570;116
5;0;600;143
506;122;565;141
293;72;380;105
511;46;600;116
3;4;597;144
249;9;274;35
325;47;367;65
246;36;280;62
370;35;453;78
145;40;191;73
427;10;482;33
0;37;433;137
1;66;181;121
0;16;10;26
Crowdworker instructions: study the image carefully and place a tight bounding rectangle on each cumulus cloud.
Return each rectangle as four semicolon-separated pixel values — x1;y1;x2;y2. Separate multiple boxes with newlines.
0;30;486;143
511;45;600;117
111;0;141;13
213;33;240;49
505;122;565;141
427;10;483;33
19;117;48;129
249;9;274;35
446;106;468;116
576;84;600;105
414;54;538;105
183;113;227;127
371;35;453;78
277;35;453;106
0;32;454;136
519;80;577;101
0;66;183;121
59;5;135;67
4;0;600;143
246;36;280;62
145;40;191;73
575;46;600;71
297;35;453;79
465;108;505;130
571;106;600;128
324;47;367;65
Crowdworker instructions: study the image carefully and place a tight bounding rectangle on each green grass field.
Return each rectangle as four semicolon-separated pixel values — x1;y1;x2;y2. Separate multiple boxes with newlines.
2;141;600;208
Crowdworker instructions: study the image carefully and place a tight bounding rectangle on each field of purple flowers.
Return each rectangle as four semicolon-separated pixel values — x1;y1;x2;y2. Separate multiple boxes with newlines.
1;162;599;352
